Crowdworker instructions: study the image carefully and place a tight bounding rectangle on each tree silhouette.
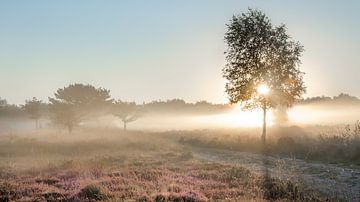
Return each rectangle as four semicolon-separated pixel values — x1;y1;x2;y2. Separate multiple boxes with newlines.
0;98;23;118
0;98;7;116
112;101;142;132
222;9;306;144
23;97;43;129
49;84;112;133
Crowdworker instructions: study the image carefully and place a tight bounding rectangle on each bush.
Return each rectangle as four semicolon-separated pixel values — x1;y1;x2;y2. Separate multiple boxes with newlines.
79;184;107;201
0;182;16;202
178;123;360;165
154;194;166;202
137;195;151;202
168;191;199;202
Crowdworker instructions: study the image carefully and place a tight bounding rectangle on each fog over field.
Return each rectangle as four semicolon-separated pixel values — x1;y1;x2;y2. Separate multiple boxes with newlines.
2;96;360;133
126;104;360;131
1;1;360;201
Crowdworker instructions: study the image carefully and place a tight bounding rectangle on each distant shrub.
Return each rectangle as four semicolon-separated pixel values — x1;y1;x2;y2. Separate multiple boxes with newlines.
178;136;186;144
179;150;193;160
277;136;295;146
79;184;107;201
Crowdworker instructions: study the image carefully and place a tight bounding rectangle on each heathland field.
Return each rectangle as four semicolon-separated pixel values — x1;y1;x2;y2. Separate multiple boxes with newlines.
1;128;359;201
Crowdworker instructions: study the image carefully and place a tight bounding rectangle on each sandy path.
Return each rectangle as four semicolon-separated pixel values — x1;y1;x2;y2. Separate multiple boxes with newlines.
192;147;360;201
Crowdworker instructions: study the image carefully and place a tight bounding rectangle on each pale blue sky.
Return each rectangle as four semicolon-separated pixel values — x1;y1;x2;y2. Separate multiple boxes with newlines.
0;0;359;104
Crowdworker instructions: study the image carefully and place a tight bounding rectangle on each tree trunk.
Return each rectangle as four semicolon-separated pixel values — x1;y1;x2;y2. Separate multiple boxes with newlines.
123;121;127;132
261;103;267;144
68;123;73;134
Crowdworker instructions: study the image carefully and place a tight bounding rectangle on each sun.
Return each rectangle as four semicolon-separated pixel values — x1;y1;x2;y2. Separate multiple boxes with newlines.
257;84;269;95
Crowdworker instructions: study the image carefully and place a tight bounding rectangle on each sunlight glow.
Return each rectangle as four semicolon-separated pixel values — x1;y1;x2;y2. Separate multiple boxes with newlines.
257;84;269;95
193;106;273;128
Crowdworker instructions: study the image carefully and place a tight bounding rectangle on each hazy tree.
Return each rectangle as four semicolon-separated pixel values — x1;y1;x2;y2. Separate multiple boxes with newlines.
0;97;7;107
0;98;7;116
222;9;306;144
49;84;112;133
0;98;23;117
23;97;43;128
112;101;142;132
48;102;79;133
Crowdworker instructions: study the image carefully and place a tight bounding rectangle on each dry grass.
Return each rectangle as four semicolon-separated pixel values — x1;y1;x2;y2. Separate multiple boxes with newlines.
0;128;326;201
177;122;360;166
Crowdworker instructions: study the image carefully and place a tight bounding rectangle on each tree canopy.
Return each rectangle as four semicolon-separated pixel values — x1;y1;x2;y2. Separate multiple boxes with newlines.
112;101;143;132
223;9;306;110
48;83;112;133
50;84;112;108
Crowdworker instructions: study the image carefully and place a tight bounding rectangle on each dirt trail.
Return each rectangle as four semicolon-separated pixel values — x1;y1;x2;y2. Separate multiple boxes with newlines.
192;147;360;201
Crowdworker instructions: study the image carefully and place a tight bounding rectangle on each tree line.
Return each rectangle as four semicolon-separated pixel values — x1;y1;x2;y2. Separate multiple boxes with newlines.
0;83;231;133
1;83;359;133
0;84;142;133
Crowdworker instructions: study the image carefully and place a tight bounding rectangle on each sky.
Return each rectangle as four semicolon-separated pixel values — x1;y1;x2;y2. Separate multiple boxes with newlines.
0;0;359;105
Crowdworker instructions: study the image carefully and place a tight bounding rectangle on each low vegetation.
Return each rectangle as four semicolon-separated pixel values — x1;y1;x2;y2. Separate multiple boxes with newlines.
0;128;329;201
178;122;360;166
